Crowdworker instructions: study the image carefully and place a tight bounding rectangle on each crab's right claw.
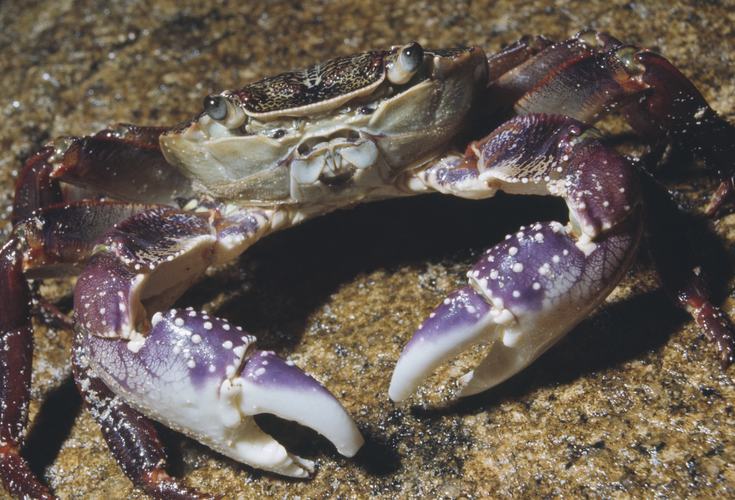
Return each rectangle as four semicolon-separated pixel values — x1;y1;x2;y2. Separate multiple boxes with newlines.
79;308;364;478
389;220;641;402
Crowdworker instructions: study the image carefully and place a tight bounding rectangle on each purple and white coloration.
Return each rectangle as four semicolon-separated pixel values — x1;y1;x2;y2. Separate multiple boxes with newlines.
77;309;362;477
2;32;735;498
390;114;643;400
68;203;364;480
390;219;640;400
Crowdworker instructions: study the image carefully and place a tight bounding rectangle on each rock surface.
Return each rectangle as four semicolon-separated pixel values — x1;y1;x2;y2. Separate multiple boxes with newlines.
1;0;734;497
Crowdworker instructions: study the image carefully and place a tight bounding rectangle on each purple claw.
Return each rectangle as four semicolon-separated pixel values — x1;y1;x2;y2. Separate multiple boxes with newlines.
390;220;641;401
240;350;363;457
388;286;491;402
80;309;363;477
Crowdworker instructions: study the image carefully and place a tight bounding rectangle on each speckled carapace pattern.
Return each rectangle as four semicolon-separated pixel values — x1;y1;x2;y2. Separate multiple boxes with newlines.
1;1;734;497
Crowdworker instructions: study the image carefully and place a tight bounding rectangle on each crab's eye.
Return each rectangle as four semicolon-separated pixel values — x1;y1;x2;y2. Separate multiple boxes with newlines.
203;94;246;129
387;42;424;85
204;95;227;120
401;42;424;71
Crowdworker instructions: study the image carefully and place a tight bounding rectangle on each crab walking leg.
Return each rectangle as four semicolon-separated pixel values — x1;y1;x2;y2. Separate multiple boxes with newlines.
0;201;154;499
484;34;553;83
390;114;643;401
14;125;192;224
618;50;735;215
73;207;363;480
47;124;193;206
0;240;52;499
641;174;735;367
12;147;64;224
488;30;735;211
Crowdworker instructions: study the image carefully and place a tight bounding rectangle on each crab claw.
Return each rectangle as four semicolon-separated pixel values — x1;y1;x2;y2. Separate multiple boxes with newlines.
80;309;364;477
389;220;641;402
388;286;492;402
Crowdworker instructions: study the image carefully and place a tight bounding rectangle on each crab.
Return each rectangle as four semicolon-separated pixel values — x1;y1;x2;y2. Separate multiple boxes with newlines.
1;30;734;498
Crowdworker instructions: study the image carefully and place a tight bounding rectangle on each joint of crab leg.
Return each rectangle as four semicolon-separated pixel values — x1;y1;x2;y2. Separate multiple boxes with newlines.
619;49;735;214
574;30;623;51
485;35;553;83
469;114;640;237
614;49;735;185
81;309;364;477
14;201;151;277
488;36;640;121
74;208;218;339
12;146;63;224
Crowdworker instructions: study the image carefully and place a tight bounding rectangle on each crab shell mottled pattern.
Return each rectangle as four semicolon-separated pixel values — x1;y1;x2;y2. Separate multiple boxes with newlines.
160;45;487;204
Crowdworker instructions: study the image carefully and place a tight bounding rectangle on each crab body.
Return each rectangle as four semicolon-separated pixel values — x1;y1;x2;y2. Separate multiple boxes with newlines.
1;32;734;499
161;44;486;210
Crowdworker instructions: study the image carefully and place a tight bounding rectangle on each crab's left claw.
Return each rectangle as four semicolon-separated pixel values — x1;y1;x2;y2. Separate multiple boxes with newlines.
79;309;364;477
390;115;647;402
390;220;642;402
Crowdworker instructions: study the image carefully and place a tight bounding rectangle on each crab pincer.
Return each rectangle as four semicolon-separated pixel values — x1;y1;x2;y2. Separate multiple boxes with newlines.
76;309;362;477
72;207;363;485
390;114;643;401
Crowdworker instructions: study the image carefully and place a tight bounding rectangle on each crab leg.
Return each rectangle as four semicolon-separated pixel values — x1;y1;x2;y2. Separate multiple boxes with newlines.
618;51;735;216
13;124;194;332
47;124;193;205
0;201;153;498
12;147;64;224
73;207;364;480
15;124;191;222
488;30;735;210
14;124;192;224
0;239;50;499
641;174;735;367
391;114;643;401
486;31;628;121
483;31;735;362
484;35;552;83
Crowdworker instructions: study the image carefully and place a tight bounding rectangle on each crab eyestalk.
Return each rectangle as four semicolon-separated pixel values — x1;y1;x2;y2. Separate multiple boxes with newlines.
203;94;247;130
387;42;425;84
